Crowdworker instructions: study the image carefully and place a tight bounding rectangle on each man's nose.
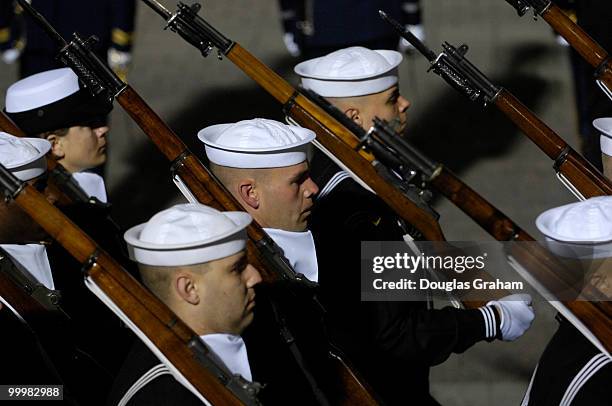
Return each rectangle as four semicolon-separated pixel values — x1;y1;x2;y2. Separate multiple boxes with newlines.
94;126;109;137
243;264;263;288
397;95;411;113
304;177;319;197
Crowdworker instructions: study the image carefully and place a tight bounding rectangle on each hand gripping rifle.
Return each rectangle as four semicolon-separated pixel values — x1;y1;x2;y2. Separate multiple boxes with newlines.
380;10;612;201
141;0;446;243
305;89;612;351
503;0;612;101
13;0;313;291
0;162;262;405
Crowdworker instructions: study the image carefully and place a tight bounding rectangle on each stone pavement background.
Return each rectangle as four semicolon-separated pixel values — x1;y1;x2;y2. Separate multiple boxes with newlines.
0;0;592;404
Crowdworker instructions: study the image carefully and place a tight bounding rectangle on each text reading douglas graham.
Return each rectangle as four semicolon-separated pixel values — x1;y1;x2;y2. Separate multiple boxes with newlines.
370;253;523;291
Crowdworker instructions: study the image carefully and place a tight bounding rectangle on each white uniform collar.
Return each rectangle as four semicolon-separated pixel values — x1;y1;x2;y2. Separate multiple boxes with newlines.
72;171;108;203
200;333;252;381
263;228;319;282
0;244;55;290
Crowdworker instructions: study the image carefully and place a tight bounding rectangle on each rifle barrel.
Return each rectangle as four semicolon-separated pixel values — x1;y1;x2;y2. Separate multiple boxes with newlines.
379;10;436;61
15;0;66;46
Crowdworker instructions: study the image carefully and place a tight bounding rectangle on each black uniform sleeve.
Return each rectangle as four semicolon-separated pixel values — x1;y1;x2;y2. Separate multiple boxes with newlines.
109;0;136;52
0;0;14;51
278;0;299;35
311;180;490;367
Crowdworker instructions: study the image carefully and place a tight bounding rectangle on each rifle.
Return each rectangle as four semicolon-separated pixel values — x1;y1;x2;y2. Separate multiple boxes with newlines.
305;89;612;351
503;0;612;101
0;111;25;137
16;2;376;403
13;0;313;289
0;162;261;405
380;10;612;201
141;0;446;243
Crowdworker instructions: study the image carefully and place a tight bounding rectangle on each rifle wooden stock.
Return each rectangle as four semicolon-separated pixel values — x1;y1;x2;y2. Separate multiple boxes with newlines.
225;43;446;242
8;183;249;405
0;265;51;321
494;90;612;197
0;111;25;137
537;4;612;92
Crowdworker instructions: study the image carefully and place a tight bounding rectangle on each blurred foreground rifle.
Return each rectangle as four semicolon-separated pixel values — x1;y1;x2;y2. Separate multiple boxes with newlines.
503;0;612;101
13;0;313;289
380;10;612;200
0;162;261;405
141;0;446;243
305;88;612;352
0;111;25;136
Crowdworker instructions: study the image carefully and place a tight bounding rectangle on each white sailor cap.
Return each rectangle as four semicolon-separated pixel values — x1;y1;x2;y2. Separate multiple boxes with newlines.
124;203;252;267
4;68;112;135
536;196;612;259
593;118;612;156
0;132;50;181
198;118;315;169
294;46;403;97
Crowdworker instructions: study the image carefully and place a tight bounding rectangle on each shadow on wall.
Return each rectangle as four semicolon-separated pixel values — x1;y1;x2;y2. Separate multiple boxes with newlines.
406;43;555;175
107;56;297;228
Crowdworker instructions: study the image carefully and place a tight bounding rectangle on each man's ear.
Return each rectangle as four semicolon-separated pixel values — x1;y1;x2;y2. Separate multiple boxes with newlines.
238;179;260;209
344;107;363;128
46;133;65;159
175;273;199;305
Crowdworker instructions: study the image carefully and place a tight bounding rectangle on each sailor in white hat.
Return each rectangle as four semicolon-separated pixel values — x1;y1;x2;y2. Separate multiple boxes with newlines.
198;118;321;282
295;46;410;132
0;131;56;291
110;203;262;404
4;67;112;202
294;46;411;202
522;197;611;406
294;47;536;405
593;117;612;181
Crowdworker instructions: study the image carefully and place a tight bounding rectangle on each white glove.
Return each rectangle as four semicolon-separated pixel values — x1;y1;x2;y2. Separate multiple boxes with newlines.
1;48;21;64
487;294;535;341
107;48;132;81
399;24;426;53
282;32;301;57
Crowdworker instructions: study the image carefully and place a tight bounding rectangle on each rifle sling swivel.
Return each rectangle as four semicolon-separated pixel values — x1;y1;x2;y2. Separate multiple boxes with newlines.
282;91;300;117
595;56;612;79
81;250;100;275
170;150;191;177
553;145;571;172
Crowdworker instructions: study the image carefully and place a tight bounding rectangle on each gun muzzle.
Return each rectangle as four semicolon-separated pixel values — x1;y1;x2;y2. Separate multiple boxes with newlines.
379;10;437;61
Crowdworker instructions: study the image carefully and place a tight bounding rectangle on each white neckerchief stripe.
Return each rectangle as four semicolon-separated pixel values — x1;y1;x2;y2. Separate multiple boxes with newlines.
318;171;351;200
520;364;538;406
560;353;611;406
118;364;171;406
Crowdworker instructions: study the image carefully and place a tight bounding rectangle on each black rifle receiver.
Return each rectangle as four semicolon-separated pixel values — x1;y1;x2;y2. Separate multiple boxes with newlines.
504;0;552;17
299;88;440;219
379;10;501;107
